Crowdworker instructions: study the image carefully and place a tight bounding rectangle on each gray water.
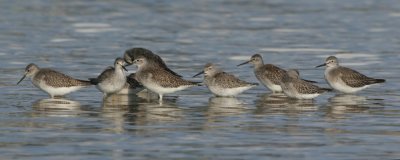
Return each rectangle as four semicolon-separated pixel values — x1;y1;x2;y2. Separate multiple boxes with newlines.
1;0;400;159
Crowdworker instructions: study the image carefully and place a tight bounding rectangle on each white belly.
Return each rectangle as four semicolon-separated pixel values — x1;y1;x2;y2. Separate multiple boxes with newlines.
98;82;125;94
328;80;368;93
143;82;193;95
36;82;85;97
256;75;282;92
294;93;320;99
208;85;254;97
97;73;126;94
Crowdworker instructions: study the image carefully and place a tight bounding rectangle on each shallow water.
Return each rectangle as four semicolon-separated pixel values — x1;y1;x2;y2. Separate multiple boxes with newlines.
1;0;400;159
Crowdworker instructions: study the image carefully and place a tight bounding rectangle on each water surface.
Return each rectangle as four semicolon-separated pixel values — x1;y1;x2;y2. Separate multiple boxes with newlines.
1;0;400;159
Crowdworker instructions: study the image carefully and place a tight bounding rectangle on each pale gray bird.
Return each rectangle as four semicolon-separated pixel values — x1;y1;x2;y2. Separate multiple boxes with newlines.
17;63;92;98
89;58;128;98
193;63;258;97
316;56;385;93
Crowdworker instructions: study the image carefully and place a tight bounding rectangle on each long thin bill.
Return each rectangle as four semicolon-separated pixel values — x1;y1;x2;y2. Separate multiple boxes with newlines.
192;71;204;78
122;65;128;72
237;61;250;67
17;74;26;85
315;63;326;68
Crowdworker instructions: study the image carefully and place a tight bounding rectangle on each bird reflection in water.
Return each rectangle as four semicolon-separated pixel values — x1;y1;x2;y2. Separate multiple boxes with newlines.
138;101;183;123
326;94;373;118
203;97;250;129
207;97;249;117
32;98;82;117
101;94;140;134
102;94;183;133
255;93;318;115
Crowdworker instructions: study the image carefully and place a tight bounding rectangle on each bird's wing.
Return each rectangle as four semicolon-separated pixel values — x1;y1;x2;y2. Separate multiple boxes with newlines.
41;69;90;87
260;64;287;85
144;69;197;88
335;67;376;88
292;79;322;94
213;72;255;88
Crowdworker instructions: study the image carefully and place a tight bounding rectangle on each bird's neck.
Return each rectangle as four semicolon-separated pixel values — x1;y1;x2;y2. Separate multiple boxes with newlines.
114;66;124;74
254;61;264;69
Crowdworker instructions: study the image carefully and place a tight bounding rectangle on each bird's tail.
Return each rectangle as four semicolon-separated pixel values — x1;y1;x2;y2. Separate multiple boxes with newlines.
321;88;333;92
250;82;259;86
77;79;93;86
372;78;385;84
190;81;203;86
167;68;182;78
88;78;99;85
302;79;318;83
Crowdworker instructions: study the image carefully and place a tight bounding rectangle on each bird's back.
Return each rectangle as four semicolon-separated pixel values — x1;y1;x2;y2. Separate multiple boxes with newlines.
138;68;198;88
257;64;286;85
210;72;257;88
292;79;330;94
330;66;385;87
36;69;91;87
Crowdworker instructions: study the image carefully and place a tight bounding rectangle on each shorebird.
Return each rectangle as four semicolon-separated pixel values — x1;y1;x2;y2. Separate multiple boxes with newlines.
132;56;199;102
116;73;145;95
17;63;91;98
123;47;181;77
316;56;385;93
89;57;127;98
193;63;258;97
237;54;285;93
238;54;316;93
280;69;332;99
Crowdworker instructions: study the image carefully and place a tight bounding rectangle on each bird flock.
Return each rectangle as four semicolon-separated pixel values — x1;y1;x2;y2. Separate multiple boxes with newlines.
17;47;385;102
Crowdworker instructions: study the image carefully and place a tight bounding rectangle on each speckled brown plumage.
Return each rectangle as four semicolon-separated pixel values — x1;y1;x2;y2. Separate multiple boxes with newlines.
34;69;91;88
207;72;257;88
136;68;198;88
331;66;385;88
290;78;331;94
280;69;331;99
255;64;287;85
124;48;181;77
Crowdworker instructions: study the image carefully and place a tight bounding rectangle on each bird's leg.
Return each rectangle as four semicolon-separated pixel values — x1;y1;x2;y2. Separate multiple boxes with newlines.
158;94;164;106
159;94;163;101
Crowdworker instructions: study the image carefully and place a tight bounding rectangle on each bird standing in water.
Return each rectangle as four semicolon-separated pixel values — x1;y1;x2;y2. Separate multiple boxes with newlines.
316;56;385;93
17;63;92;98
